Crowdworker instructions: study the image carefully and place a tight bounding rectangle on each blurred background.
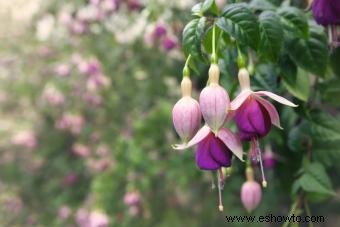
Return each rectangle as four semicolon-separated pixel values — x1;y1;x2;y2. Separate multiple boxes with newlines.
0;0;339;226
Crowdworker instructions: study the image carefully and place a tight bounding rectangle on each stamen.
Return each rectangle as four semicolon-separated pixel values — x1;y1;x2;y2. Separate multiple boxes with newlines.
250;138;258;163
217;170;224;212
328;25;333;47
218;168;225;189
211;173;216;191
255;139;267;188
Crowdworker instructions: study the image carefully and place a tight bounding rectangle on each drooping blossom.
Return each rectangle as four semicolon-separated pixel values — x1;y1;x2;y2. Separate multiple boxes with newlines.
231;68;297;187
172;76;201;142
11;130;38;149
312;0;340;47
240;167;262;212
173;64;243;211
75;209;109;227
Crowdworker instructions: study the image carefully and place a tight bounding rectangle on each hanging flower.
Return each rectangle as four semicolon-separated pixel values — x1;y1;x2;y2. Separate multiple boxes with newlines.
240;167;262;212
231;68;297;186
173;64;243;211
172;77;201;142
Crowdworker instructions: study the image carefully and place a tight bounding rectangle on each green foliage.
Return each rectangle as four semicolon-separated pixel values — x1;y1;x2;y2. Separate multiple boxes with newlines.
258;11;284;61
216;3;259;49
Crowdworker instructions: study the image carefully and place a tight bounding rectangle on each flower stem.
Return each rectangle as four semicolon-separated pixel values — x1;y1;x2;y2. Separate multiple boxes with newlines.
211;24;218;64
183;54;191;77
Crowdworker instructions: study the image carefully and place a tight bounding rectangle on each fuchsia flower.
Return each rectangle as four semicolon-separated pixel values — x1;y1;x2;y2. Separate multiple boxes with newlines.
162;36;178;51
172;77;201;142
241;168;262;212
153;23;167;38
231;68;297;186
173;64;243;211
173;64;244;167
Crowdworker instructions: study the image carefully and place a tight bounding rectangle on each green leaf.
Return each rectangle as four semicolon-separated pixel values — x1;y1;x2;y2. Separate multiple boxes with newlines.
282;67;310;101
287;23;329;76
216;3;259;49
292;162;335;201
278;6;309;39
182;17;207;58
319;78;340;107
202;25;223;54
191;0;219;17
330;47;340;77
249;0;277;11
258;11;284;61
308;112;340;166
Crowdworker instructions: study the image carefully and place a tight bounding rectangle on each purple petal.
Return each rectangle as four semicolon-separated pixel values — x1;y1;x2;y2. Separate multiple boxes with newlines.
254;96;282;129
209;136;232;167
312;0;340;25
195;135;220;170
234;97;271;141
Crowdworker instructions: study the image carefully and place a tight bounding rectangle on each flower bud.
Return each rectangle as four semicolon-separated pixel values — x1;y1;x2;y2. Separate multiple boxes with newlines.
241;168;262;212
172;77;201;142
240;180;262;212
199;64;230;132
238;68;250;91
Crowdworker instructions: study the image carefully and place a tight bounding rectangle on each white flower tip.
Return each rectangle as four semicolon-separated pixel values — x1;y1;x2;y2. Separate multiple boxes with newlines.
218;205;224;212
262;181;267;188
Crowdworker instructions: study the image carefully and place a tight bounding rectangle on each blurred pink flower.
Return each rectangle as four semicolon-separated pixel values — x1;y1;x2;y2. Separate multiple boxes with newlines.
124;191;141;206
63;172;79;186
75;209;110;227
153;22;167;39
11;130;38;149
83;93;102;106
55;63;71;77
100;0;120;13
58;205;72;220
78;58;101;76
89;211;110;227
162;36;178;51
71;20;88;35
87;74;110;92
56;114;85;135
72;143;91;157
128;206;140;217
4;197;23;215
42;86;65;106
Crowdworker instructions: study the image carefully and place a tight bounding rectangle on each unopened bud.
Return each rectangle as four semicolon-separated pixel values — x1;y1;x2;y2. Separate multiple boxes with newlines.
238;68;250;91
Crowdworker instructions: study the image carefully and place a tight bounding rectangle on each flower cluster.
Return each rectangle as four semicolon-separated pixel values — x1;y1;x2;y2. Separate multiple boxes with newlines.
172;63;296;211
